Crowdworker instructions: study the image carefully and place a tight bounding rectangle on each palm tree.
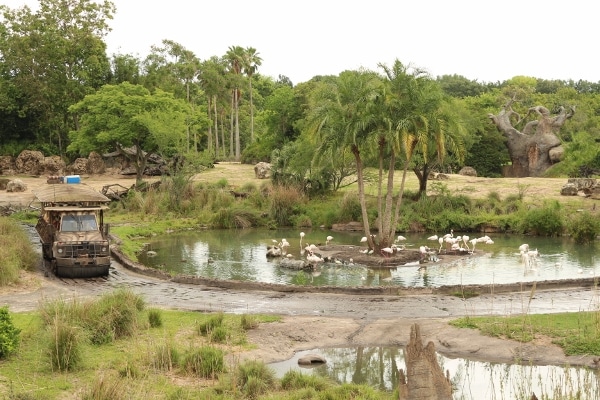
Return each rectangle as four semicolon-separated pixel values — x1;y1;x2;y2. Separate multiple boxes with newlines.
307;70;382;250
241;47;262;142
225;45;245;160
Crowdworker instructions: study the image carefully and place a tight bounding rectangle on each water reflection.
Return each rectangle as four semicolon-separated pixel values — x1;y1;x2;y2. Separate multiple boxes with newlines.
136;228;599;288
268;347;600;399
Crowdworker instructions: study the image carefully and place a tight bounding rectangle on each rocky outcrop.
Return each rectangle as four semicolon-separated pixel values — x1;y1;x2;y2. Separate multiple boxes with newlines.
87;151;106;174
69;158;89;175
15;150;44;175
398;323;453;400
0;156;15;175
561;178;600;197
254;162;271;179
458;166;477;177
41;155;65;176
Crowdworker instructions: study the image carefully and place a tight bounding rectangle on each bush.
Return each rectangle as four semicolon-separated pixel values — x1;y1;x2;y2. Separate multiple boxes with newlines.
0;307;20;359
520;201;564;236
81;374;125;400
567;211;600;244
152;342;180;371
147;308;163;328
0;217;39;286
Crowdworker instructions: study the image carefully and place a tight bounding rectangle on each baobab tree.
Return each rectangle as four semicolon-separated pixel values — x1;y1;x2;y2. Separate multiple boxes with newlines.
488;99;575;177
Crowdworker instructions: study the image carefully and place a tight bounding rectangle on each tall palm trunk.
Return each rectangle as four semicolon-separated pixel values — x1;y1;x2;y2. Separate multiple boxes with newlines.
353;145;375;250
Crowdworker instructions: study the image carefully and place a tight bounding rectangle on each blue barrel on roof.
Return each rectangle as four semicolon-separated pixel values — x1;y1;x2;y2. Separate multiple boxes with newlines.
65;175;81;184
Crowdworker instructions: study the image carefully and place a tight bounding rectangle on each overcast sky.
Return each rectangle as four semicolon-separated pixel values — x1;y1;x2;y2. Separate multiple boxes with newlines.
4;0;599;85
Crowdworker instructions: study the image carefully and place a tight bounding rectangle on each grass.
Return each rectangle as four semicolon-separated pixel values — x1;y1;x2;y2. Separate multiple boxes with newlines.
0;292;290;399
450;311;600;356
0;217;38;286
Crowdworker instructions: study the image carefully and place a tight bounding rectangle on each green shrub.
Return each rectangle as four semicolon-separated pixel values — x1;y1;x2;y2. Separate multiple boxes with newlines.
268;185;305;226
337;191;361;222
567;211;600;244
0;217;39;286
0;307;20;359
520;201;564;236
181;346;224;378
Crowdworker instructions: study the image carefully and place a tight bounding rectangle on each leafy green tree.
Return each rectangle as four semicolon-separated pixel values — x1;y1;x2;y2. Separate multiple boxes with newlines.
109;53;142;85
0;0;114;155
436;74;488;98
68;82;188;183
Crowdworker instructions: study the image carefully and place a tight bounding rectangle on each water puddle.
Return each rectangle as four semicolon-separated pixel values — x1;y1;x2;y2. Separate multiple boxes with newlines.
269;346;600;399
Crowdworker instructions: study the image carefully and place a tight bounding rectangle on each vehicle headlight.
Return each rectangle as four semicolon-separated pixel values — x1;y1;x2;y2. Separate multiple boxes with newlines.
57;248;63;254
101;247;107;252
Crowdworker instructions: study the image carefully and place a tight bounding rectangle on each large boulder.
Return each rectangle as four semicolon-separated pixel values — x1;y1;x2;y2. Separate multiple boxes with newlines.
69;158;89;175
87;151;106;174
458;166;477;177
560;183;578;196
549;145;565;163
254;162;271;179
15;150;44;175
41;155;65;176
6;178;27;192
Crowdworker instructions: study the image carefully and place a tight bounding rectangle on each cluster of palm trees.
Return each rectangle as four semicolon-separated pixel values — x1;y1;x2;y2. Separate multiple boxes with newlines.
306;60;467;254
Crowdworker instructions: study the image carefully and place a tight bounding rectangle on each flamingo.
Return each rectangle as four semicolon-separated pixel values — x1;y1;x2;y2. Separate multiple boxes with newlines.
427;234;438;241
326;235;334;245
381;247;393;257
462;235;470;251
469;238;477;252
300;232;305;248
396;235;407;242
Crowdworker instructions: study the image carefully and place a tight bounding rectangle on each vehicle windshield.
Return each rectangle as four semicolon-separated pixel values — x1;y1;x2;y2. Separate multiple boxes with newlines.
61;214;98;232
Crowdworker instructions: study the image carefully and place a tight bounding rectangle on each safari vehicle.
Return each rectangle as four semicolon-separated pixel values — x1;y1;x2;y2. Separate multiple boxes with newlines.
34;183;111;278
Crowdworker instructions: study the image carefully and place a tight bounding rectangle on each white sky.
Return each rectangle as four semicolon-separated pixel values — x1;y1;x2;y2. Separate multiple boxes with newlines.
4;0;599;85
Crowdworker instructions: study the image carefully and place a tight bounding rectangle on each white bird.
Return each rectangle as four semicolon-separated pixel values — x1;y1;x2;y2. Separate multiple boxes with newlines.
519;244;529;253
326;235;334;245
299;232;305;248
381;247;394;257
462;235;470;251
427;234;438;241
396;235;407;242
469;238;477;252
360;236;368;243
306;251;324;265
438;237;444;252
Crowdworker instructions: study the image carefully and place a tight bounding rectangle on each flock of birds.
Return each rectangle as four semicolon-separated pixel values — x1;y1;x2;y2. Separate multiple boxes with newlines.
268;229;502;269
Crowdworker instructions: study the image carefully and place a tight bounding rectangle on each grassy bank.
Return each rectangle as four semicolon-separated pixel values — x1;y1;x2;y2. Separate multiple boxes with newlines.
0;290;396;399
0;217;38;286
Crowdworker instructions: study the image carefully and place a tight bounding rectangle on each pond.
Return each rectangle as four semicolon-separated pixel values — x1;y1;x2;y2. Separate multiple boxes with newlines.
136;228;599;288
268;346;600;399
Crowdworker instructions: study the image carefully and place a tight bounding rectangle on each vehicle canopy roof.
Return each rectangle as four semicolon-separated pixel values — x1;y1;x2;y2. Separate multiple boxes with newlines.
33;184;110;208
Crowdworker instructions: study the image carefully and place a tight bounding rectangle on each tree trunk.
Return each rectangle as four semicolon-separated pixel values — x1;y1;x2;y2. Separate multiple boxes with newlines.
413;163;431;197
488;102;574;177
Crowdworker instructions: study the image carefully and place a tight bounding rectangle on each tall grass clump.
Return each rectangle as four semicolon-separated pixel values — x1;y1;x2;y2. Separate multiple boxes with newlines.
198;312;225;336
567;211;600;244
39;288;145;345
181;345;225;378
152;342;180;371
268;185;305;226
519;200;564;236
280;369;332;391
147;308;163;328
210;207;260;229
48;317;82;371
240;314;259;330
0;217;38;286
236;360;276;399
80;374;126;400
0;307;21;359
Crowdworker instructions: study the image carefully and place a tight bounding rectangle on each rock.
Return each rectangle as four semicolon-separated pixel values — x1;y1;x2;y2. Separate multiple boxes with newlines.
254;162;271;179
87;151;106;174
15;150;44;175
0;156;15;175
549;145;564;163
41;155;65;176
69;158;89;175
332;221;363;232
6;178;27;192
567;178;597;190
458;166;477;177
560;183;578;196
279;258;307;270
298;353;327;365
0;178;10;190
266;245;282;258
